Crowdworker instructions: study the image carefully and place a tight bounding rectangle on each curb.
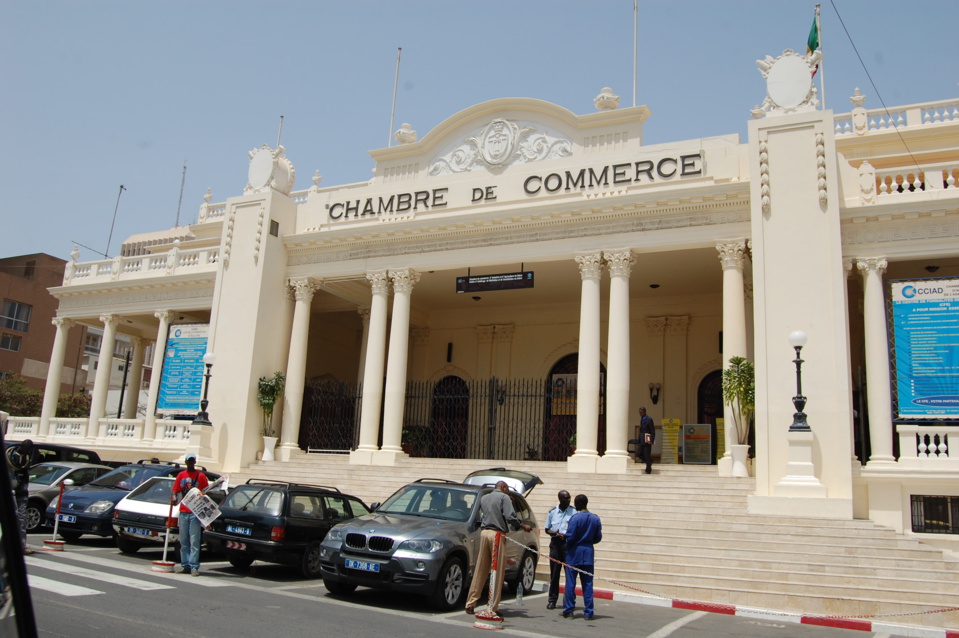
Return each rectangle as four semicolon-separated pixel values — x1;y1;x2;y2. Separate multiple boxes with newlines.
531;582;959;638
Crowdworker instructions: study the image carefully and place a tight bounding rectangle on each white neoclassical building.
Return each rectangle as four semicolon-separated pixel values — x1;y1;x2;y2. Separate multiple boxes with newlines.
9;48;959;551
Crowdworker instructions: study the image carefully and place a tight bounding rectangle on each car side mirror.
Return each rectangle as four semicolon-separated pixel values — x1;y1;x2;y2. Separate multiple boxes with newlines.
370;502;381;511
63;478;75;488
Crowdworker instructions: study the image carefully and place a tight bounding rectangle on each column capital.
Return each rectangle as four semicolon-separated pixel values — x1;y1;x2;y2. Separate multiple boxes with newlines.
357;307;371;323
129;336;144;348
100;314;119;328
476;325;495;343
575;251;604;281
389;268;420;294
604;249;635;277
411;326;430;345
716;239;749;270
666;316;690;336
367;270;391;295
857;257;887;276
493;324;515;342
843;258;854;276
289;277;319;302
154;309;173;323
646;316;667;336
52;317;74;330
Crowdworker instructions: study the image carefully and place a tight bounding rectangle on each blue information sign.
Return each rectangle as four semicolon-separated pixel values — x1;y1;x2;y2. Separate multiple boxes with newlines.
157;323;209;414
891;279;959;419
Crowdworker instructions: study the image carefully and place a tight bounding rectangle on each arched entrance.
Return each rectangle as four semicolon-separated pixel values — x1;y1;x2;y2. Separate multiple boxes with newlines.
542;354;606;461
696;370;723;463
430;375;469;459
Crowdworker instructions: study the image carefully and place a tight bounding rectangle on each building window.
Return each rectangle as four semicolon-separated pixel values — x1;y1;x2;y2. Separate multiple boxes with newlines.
0;300;31;332
911;495;959;534
269;219;279;237
85;333;102;355
0;334;21;352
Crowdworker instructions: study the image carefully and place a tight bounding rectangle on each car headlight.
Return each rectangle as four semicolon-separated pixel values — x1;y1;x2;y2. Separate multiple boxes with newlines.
85;500;116;515
48;496;59;510
327;528;343;542
398;539;443;553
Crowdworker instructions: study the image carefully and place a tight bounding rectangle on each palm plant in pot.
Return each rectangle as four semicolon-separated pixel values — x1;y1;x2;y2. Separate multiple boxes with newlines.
257;371;285;461
721;356;755;477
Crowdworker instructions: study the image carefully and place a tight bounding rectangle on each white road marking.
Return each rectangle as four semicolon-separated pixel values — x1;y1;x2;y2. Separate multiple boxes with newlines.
28;574;102;597
27;552;234;587
26;556;173;591
645;610;708;638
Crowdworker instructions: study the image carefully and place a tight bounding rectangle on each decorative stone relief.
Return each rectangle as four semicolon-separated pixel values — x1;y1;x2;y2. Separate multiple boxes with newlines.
429;118;572;176
52;317;75;330
198;188;213;222
493;324;515;342
646;317;667;336
244;144;295;195
64;245;80;284
411;326;430;345
594;87;620;111
222;208;236;269
366;271;391;296
816;132;828;207
666;316;690;336
165;240;180;276
575;251;604;281
394;123;418;145
755;49;821;116
759;140;771;214
858;161;877;205
389;268;420;294
155;309;173;324
476;325;495;343
716;239;748;270
850;89;868;136
100;314;119;329
253;206;266;265
311;170;322;192
289;277;319;302
604;249;635;277
843;258;854;277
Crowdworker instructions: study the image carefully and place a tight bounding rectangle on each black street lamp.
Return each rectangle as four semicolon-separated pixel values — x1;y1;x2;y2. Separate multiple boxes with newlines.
192;352;216;426
788;331;810;431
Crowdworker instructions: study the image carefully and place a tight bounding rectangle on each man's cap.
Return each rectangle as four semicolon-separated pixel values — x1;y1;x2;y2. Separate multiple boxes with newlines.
185;453;197;462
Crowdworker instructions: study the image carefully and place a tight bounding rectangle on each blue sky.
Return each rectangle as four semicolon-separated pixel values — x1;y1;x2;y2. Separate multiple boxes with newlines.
3;1;957;261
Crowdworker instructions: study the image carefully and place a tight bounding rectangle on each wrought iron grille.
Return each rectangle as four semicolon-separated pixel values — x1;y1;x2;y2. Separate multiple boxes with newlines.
299;375;592;461
911;495;959;534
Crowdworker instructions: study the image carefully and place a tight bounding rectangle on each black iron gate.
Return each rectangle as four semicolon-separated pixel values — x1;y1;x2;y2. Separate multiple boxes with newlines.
299;375;588;460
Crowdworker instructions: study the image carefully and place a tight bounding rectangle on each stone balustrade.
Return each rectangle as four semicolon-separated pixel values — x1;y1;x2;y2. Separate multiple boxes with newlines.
834;97;959;136
897;424;958;469
63;246;219;286
3;415;191;456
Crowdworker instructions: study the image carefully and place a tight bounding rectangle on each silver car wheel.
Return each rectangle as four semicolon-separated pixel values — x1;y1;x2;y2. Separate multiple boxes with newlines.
520;552;536;592
443;560;464;604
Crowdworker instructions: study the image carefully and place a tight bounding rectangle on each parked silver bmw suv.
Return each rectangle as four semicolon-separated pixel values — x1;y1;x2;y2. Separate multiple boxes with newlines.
319;469;541;610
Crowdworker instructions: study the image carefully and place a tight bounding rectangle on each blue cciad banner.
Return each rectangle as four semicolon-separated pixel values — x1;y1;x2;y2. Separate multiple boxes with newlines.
157;323;209;414
891;279;959;419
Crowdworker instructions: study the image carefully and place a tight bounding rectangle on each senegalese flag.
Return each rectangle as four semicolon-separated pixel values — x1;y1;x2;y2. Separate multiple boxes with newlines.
807;9;821;76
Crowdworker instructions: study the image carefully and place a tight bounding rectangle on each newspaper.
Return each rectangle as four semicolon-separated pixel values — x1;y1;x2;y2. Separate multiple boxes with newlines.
181;487;222;527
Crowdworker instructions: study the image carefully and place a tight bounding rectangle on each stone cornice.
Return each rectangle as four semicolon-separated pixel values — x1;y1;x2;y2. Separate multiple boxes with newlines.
56;284;215;314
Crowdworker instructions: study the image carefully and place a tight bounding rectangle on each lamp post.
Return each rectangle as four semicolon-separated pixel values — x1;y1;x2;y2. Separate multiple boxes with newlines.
788;331;810;431
192;352;216;426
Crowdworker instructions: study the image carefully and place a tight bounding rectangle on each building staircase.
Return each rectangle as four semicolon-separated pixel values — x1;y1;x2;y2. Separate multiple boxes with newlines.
233;454;959;630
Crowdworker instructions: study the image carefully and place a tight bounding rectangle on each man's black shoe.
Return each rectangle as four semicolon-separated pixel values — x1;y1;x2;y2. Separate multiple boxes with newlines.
562;611;573;618
546;601;556;610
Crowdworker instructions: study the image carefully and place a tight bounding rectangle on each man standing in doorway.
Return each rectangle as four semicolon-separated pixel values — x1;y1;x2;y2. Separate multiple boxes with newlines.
544;490;574;610
638;406;655;474
172;453;209;576
562;494;602;620
465;480;532;621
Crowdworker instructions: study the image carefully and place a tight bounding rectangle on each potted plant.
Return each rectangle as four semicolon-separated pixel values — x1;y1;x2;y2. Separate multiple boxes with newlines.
401;425;431;457
257;371;285;461
721;356;755;477
569;432;577;454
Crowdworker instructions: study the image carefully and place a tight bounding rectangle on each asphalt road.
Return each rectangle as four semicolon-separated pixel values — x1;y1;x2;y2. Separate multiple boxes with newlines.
22;532;917;638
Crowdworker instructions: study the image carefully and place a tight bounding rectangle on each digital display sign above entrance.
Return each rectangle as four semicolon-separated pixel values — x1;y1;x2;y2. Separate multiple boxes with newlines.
456;271;534;293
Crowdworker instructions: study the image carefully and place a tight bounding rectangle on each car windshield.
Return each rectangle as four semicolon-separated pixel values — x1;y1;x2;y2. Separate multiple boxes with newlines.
90;466;167;491
223;485;284;516
377;485;476;521
27;464;70;485
127;478;175;504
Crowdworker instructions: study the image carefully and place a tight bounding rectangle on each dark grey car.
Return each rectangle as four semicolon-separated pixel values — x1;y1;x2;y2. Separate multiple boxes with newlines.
319;469;541;610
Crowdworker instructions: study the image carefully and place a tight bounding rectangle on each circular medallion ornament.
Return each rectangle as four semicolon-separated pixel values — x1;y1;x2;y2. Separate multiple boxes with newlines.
248;146;275;191
764;52;814;110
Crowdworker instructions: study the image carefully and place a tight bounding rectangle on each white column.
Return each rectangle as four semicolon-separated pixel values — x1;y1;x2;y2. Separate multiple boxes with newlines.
122;337;145;419
39;317;74;437
356;308;371;385
352;271;390;463
570;252;603;473
599;249;634;472
278;278;318;461
143;310;172;442
858;257;895;464
89;314;119;439
380;268;419;460
717;240;749;476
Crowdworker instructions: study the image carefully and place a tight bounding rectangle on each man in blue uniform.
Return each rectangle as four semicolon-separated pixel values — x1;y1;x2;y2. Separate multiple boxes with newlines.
544;490;573;609
562;493;602;620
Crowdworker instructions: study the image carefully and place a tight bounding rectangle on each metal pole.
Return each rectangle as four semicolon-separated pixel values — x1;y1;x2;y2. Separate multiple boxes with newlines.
104;185;126;259
388;48;402;147
116;350;132;418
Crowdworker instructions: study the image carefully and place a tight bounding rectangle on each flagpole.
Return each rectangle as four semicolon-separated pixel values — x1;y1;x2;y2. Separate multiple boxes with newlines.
632;0;638;107
816;4;826;110
388;47;402;147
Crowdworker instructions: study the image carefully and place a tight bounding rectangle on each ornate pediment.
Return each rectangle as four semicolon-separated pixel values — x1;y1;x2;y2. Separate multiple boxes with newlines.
428;118;572;176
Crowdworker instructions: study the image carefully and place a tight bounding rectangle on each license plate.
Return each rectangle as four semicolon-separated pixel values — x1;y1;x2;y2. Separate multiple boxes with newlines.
57;514;76;523
345;559;380;573
124;527;157;537
226;524;252;536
